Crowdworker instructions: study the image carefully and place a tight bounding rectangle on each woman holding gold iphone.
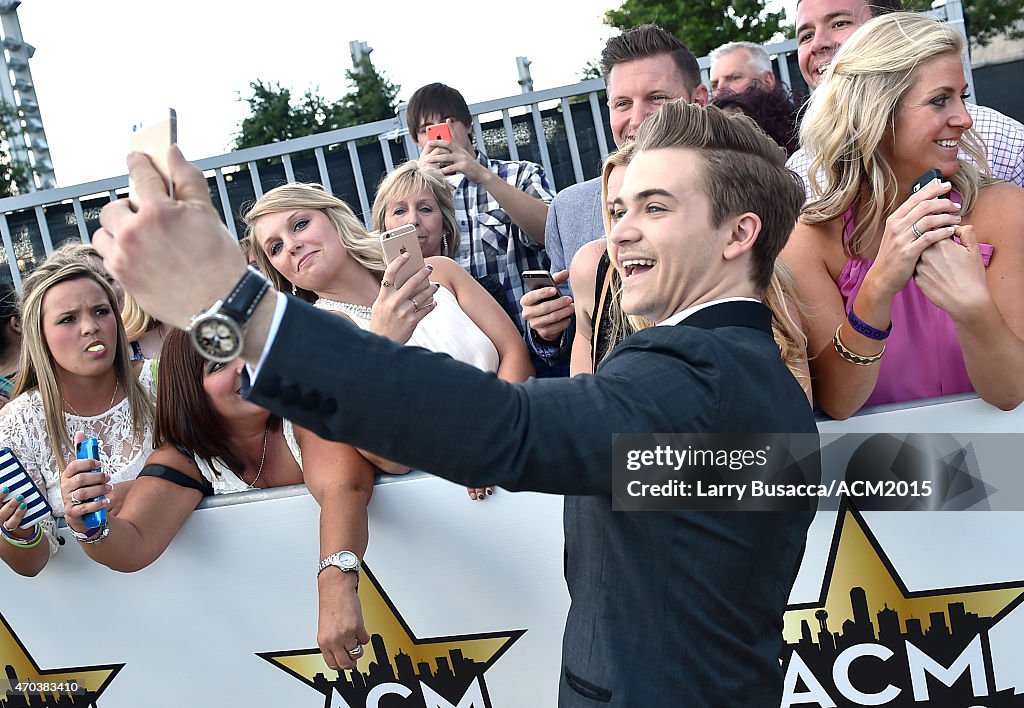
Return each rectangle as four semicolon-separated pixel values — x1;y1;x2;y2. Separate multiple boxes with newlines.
248;181;532;498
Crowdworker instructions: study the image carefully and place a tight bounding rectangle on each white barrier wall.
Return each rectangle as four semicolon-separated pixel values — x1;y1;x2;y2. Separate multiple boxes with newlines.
1;394;1022;707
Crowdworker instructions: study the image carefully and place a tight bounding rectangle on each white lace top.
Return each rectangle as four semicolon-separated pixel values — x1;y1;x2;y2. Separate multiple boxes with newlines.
196;419;302;494
0;361;158;552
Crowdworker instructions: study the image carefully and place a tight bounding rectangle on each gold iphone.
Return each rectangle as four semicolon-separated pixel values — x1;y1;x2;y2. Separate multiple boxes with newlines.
379;223;426;274
128;108;177;202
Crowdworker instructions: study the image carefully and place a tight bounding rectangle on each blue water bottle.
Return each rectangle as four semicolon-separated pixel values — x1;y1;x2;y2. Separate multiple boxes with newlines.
76;436;106;529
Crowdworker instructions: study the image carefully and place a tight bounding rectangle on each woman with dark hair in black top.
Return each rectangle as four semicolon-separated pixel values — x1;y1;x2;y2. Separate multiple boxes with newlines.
62;328;378;672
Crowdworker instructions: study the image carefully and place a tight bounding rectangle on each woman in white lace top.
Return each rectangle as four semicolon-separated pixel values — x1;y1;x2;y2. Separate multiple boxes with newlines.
62;329;377;673
247;182;533;499
0;259;156;576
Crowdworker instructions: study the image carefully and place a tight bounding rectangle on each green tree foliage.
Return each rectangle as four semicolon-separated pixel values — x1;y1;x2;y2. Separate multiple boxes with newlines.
901;0;1024;47
234;57;400;150
0;101;31;198
234;80;322;149
335;56;401;126
603;0;786;57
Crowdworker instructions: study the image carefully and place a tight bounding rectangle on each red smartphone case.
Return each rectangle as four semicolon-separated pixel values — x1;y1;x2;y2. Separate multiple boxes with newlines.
426;123;453;143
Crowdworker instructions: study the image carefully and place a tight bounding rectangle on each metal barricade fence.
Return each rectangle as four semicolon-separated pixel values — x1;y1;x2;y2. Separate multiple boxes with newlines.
0;79;612;289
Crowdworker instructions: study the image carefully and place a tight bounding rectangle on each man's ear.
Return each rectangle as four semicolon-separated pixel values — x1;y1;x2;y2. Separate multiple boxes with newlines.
723;213;761;261
692;83;710;107
8;316;20;336
463;120;477;148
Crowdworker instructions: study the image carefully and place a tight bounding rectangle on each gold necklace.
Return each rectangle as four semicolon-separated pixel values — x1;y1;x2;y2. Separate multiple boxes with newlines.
64;381;119;418
245;424;270;489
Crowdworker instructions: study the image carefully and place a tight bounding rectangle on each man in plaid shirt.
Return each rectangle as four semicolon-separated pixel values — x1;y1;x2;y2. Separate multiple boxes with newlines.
789;0;1024;196
407;83;554;336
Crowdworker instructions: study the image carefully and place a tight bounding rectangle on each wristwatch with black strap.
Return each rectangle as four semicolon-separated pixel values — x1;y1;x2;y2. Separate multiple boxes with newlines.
187;267;271;363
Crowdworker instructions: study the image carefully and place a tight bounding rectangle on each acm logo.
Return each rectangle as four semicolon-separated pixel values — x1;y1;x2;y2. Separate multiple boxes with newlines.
261;564;523;708
780;506;1024;707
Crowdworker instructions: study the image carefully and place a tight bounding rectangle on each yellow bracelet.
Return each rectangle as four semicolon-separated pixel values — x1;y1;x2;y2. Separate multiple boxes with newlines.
833;324;885;365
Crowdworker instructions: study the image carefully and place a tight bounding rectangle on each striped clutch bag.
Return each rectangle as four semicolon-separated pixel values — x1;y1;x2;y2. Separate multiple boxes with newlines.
0;447;53;529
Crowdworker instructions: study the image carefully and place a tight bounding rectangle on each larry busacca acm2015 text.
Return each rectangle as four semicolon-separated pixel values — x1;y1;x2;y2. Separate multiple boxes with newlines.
625;479;934;500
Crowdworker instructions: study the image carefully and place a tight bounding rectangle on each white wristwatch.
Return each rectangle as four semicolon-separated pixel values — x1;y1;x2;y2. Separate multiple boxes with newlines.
317;550;361;580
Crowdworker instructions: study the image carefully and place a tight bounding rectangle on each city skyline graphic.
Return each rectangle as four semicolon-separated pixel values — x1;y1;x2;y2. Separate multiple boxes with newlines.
782;503;1024;706
0;611;122;706
260;563;523;707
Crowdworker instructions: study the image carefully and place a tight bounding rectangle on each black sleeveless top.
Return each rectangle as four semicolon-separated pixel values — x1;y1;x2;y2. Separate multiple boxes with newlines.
592;252;618;369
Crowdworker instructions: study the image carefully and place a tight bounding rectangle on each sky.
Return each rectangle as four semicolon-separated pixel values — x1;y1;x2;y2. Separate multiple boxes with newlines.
15;0;796;188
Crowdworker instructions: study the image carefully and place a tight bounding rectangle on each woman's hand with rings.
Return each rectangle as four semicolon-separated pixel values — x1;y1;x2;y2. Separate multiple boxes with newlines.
318;574;370;672
59;444;110;531
872;178;962;296
370;254;439;344
0;487;31;539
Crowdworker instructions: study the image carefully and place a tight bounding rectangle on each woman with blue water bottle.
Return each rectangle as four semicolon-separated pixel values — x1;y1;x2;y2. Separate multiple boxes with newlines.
0;259;156;576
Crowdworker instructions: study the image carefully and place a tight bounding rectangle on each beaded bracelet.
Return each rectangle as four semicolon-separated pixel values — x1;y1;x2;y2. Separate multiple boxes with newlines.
1;523;43;549
79;526;109;545
67;523;103;542
847;309;892;341
833;325;885;365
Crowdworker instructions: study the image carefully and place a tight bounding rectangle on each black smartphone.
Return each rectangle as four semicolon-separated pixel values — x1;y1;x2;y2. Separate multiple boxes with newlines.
911;169;942;196
522;270;559;303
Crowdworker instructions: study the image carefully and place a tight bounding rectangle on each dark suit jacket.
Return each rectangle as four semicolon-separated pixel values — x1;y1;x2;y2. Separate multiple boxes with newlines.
245;298;816;707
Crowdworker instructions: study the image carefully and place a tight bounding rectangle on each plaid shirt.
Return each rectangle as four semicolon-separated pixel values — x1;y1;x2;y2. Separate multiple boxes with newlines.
787;103;1024;199
448;152;555;333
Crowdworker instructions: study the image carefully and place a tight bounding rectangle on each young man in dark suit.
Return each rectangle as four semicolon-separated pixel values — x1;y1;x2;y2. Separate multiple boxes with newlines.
95;100;814;706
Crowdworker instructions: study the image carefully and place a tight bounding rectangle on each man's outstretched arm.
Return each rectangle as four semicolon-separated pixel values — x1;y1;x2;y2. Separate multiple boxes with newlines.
94;147;272;348
94;149;714;496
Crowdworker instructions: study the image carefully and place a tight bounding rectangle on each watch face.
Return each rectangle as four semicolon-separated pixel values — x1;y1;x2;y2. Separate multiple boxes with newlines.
337;551;359;571
191;314;242;363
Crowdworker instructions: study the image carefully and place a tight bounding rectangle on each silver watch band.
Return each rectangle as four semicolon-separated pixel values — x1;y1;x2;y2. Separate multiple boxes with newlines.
317;550;361;578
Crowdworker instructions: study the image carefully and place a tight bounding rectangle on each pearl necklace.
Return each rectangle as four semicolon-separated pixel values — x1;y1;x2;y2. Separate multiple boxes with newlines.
245;424;271;489
64;381;119;418
314;298;372;319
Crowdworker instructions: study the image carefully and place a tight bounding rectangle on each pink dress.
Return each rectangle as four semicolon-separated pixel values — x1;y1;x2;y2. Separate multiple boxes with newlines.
836;200;994;407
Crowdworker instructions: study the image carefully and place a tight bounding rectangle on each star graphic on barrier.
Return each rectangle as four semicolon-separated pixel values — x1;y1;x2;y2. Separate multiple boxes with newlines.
259;563;523;705
0;610;123;702
783;502;1024;645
